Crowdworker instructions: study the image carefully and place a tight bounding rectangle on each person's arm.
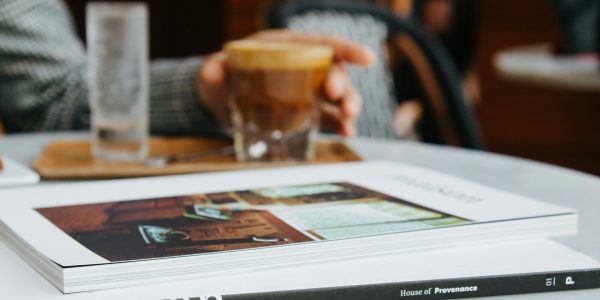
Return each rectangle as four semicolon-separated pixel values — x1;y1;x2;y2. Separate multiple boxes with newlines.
0;0;220;134
148;57;222;136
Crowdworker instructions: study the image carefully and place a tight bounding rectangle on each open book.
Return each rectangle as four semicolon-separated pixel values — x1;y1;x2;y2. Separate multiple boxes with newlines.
0;162;576;293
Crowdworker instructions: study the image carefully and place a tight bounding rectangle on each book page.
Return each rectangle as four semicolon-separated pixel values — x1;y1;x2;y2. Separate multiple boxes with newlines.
0;162;575;267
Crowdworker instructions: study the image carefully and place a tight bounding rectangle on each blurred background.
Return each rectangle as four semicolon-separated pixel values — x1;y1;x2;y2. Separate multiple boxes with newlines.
61;0;600;175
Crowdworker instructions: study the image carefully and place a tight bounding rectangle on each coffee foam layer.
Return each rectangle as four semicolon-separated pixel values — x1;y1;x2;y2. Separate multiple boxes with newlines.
225;40;334;70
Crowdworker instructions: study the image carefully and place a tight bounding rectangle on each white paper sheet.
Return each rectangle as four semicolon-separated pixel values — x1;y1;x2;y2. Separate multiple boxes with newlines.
0;156;39;187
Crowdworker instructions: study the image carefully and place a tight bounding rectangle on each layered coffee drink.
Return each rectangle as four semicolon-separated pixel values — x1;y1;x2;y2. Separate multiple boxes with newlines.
225;40;334;161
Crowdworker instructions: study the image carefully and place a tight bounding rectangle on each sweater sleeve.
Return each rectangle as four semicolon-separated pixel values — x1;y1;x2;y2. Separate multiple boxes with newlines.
0;0;222;135
148;57;223;136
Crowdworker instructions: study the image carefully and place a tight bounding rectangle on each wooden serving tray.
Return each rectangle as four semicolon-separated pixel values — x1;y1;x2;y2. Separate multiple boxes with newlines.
33;137;361;180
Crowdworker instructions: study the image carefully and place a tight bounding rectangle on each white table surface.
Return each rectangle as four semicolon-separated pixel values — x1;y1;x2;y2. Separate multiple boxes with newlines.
1;132;599;299
494;44;600;92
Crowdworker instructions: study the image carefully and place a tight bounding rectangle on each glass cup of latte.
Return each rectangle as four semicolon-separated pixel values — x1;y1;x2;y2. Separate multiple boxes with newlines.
225;40;334;162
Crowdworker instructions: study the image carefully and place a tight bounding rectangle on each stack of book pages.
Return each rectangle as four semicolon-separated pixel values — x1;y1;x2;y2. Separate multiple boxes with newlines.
0;162;580;293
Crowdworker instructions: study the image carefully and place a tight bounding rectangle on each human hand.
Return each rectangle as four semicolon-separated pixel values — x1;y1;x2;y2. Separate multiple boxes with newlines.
198;30;376;136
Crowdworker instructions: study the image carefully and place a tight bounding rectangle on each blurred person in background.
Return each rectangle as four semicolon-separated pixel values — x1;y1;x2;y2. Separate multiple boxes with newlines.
552;0;598;56
389;0;479;140
0;0;374;136
415;0;479;105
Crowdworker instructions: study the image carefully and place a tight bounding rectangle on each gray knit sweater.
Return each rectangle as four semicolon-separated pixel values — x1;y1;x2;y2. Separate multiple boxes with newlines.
0;0;220;135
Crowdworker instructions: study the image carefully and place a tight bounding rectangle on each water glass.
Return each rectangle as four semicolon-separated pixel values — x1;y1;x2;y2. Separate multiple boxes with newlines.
87;2;149;162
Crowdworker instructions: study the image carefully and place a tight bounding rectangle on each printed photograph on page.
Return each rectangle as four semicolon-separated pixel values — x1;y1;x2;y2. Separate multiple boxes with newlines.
36;182;470;261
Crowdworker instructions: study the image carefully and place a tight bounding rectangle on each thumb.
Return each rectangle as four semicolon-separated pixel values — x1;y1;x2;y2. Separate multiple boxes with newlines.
200;52;227;85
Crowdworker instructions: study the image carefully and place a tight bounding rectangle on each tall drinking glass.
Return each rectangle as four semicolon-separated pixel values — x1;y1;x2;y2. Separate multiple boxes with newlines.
225;40;334;162
87;2;149;162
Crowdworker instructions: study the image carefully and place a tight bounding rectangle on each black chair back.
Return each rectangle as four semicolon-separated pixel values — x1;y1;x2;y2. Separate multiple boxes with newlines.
268;0;484;149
